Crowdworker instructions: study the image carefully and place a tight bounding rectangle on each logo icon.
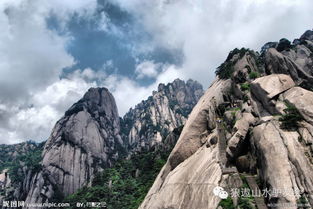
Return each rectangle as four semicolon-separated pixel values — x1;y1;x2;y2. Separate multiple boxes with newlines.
213;186;229;199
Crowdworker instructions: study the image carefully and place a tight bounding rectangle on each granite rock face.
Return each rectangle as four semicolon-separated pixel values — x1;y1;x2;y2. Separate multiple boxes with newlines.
252;120;313;208
265;45;313;90
24;88;123;206
17;80;203;208
281;87;313;125
140;30;313;209
3;29;313;209
139;79;231;209
122;78;203;151
250;74;295;114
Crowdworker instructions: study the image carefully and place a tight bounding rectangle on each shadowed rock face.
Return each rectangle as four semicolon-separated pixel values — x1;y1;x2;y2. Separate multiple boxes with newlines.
140;30;313;209
25;88;123;206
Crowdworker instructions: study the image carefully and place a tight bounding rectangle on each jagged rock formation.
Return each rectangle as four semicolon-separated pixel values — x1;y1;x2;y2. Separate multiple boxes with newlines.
10;79;202;208
2;27;312;209
24;88;123;206
122;79;203;151
140;79;231;209
63;126;185;209
140;30;313;209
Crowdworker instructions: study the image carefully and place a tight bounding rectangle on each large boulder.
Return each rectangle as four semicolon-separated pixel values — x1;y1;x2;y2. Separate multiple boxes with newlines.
226;113;256;159
265;48;313;87
300;30;313;41
250;74;295;114
251;120;313;208
281;87;313;125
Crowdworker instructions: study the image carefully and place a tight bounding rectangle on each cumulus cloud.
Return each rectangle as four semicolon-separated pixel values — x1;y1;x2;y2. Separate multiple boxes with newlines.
0;70;98;144
112;0;313;86
135;61;160;79
0;0;99;144
0;62;183;144
0;0;72;105
1;0;313;144
0;0;99;105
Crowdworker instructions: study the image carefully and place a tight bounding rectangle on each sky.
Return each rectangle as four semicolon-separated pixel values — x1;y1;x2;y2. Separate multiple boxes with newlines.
0;0;312;144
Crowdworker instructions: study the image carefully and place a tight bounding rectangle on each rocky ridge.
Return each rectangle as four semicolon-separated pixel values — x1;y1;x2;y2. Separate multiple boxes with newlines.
122;79;203;151
139;30;313;209
0;79;203;208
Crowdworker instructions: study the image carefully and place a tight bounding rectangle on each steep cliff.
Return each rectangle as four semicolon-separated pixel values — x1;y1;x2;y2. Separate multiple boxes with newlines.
60;79;203;209
12;79;203;208
24;88;123;205
140;30;313;209
64;126;184;209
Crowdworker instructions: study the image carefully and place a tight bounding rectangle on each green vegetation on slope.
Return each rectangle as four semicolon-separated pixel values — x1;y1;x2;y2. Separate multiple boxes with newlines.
215;48;250;79
218;175;256;209
0;141;44;183
64;126;183;209
64;149;169;209
279;102;304;130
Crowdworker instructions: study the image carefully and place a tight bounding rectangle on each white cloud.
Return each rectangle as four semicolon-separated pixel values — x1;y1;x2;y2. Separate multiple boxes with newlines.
112;0;313;87
135;61;160;79
0;64;184;144
0;0;74;105
0;0;99;144
0;70;98;144
0;0;99;106
1;0;313;144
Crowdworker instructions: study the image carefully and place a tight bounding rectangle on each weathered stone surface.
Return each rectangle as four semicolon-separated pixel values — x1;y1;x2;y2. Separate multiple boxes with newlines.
139;79;231;209
236;155;251;173
251;74;295;99
139;31;313;209
300;30;313;41
251;121;313;208
25;88;123;206
226;113;256;159
168;79;231;170
18;80;203;208
0;169;11;205
123;79;203;151
250;74;295;114
232;52;260;83
265;48;313;88
299;121;313;146
281;87;313;125
140;146;222;209
0;142;44;203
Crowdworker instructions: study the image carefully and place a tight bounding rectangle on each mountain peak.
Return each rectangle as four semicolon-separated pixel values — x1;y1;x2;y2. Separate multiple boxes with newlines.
65;87;119;119
300;29;313;41
123;78;204;151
